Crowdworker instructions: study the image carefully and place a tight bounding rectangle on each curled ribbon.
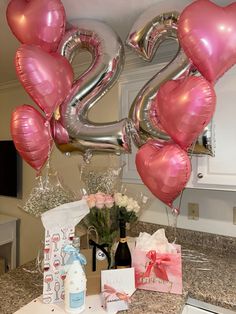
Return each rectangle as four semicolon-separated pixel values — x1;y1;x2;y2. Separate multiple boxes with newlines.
103;284;131;306
144;250;171;281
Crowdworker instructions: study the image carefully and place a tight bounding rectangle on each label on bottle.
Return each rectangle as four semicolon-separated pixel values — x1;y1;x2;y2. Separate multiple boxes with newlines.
69;291;84;309
119;238;127;243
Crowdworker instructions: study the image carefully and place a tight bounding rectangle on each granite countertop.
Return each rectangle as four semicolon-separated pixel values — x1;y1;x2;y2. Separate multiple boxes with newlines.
0;223;236;314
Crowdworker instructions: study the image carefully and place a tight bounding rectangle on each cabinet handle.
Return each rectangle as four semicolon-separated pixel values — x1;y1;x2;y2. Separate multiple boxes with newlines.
197;173;204;179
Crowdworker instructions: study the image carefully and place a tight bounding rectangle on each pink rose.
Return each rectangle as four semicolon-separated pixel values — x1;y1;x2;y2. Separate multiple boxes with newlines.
83;194;96;208
105;195;114;208
95;192;106;209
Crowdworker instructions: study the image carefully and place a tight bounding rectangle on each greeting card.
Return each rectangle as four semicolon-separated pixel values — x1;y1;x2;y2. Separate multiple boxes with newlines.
101;268;135;313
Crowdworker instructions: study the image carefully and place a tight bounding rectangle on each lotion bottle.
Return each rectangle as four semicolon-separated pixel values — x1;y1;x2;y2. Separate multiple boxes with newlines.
64;240;87;313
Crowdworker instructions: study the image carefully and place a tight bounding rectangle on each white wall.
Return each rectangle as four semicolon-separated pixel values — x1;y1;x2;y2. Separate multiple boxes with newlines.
138;186;236;237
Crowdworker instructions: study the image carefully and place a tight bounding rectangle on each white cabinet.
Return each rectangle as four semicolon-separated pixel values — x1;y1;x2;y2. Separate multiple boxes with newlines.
182;305;213;314
0;214;18;270
183;298;236;314
119;64;159;184
188;65;236;191
119;60;236;191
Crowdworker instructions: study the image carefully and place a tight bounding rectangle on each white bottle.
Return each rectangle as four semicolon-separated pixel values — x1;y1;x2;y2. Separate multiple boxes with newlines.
64;258;87;313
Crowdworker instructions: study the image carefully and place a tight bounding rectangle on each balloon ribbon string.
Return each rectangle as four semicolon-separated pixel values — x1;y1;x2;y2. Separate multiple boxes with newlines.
173;139;197;240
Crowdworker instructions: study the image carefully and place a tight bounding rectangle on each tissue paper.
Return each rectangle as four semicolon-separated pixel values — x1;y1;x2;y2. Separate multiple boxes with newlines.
135;229;177;253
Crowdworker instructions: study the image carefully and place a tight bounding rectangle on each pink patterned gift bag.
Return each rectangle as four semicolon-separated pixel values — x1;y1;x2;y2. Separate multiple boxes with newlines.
132;244;182;294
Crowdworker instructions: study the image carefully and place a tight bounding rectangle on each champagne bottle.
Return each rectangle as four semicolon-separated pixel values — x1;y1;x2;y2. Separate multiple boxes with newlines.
115;219;131;268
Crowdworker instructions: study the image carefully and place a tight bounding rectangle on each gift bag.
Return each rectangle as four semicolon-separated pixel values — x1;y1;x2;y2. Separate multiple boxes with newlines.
81;247;109;295
41;200;89;304
132;244;182;294
80;227;110;295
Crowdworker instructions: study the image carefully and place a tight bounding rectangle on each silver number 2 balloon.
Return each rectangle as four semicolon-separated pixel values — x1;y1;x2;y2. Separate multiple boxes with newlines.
126;9;214;156
54;19;133;161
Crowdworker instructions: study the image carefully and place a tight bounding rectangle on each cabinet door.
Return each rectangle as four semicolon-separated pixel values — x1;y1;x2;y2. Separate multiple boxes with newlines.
119;63;236;191
119;64;161;184
190;65;236;191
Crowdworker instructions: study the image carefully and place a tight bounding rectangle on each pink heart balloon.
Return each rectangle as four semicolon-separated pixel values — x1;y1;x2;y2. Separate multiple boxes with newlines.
11;105;53;172
136;141;191;212
15;45;73;120
157;76;216;150
178;0;236;83
6;0;66;52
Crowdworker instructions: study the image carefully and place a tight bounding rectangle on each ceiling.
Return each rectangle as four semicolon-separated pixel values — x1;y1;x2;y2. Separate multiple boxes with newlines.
0;0;232;86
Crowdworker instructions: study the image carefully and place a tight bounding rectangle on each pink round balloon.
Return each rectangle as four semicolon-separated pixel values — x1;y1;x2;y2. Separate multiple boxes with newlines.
178;0;236;83
11;105;53;172
136;141;191;211
7;0;66;52
15;45;73;120
157;76;216;150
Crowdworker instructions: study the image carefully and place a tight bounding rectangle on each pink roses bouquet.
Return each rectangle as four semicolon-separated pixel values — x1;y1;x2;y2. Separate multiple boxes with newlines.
82;191;145;247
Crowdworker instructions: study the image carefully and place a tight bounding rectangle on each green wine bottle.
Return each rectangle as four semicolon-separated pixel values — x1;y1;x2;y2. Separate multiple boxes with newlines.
115;219;131;268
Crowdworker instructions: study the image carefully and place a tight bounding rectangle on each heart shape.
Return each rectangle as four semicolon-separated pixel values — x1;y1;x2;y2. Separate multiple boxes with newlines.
15;45;73;120
178;0;236;83
7;0;66;52
11;105;53;172
136;141;191;210
157;76;216;150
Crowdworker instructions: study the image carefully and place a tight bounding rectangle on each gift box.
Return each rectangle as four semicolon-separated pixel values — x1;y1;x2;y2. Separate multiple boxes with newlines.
132;244;182;294
101;268;135;312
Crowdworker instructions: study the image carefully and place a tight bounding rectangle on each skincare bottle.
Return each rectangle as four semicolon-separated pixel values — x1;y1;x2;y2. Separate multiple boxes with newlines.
64;240;87;313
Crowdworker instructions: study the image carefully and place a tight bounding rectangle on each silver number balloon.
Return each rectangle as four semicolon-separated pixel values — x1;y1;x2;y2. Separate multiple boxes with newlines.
126;8;214;156
55;19;133;159
127;10;192;145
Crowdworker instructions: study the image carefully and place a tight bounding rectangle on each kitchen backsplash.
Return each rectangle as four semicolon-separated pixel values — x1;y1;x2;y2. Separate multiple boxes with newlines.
130;221;236;255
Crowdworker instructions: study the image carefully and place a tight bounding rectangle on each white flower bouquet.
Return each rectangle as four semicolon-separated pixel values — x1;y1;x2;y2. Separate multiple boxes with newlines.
82;191;148;247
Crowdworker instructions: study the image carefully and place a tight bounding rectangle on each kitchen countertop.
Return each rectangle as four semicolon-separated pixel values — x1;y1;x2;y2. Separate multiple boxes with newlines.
0;223;235;314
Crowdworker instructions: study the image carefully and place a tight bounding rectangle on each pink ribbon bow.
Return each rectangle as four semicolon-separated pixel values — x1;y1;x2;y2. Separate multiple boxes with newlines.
144;250;171;281
103;284;131;305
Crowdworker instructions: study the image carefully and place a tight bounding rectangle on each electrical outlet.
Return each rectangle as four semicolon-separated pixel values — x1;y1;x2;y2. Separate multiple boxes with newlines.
233;207;236;225
188;203;199;220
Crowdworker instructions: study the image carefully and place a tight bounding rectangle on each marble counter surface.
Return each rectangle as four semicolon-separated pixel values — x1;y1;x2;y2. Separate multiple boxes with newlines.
0;223;235;314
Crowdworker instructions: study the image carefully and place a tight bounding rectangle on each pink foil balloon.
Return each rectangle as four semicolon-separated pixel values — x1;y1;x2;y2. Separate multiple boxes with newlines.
50;118;69;145
157;76;216;150
6;0;66;52
11;105;53;172
15;45;73;120
178;0;236;83
136;141;191;212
